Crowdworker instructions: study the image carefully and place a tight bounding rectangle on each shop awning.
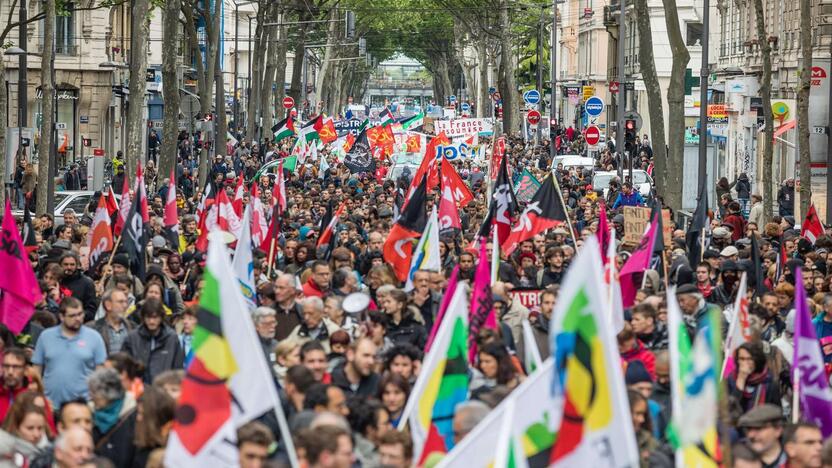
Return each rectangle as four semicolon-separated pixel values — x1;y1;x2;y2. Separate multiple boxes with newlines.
773;119;796;138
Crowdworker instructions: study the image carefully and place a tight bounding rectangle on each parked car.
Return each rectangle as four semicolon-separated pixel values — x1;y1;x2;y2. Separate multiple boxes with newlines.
592;170;654;199
552;155;596;173
12;191;119;226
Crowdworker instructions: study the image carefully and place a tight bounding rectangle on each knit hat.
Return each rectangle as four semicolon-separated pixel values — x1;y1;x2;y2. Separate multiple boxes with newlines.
112;253;130;268
625;360;653;385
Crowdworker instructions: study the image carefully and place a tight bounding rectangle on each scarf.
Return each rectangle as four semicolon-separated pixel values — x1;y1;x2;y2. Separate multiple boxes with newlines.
697;281;713;298
93;398;124;435
734;368;769;410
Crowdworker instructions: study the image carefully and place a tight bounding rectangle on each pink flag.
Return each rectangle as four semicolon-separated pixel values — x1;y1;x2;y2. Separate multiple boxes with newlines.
425;265;459;353
619;216;659;307
0;200;41;333
468;241;497;365
597;201;610;266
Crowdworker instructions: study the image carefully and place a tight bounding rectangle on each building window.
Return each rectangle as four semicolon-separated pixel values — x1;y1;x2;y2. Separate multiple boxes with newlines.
686;22;703;46
56;3;76;55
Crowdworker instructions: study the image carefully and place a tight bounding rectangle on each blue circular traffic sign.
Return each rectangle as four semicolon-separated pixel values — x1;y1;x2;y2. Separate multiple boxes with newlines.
585;96;605;117
460;102;471;112
449;95;457;103
523;89;541;105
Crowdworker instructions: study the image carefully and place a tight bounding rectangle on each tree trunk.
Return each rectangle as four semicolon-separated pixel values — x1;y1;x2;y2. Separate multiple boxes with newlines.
754;0;775;221
160;0;181;179
245;5;266;142
126;0;150;182
36;0;55;215
662;0;690;210
478;40;490;118
0;60;6;209
260;16;278;139
314;9;338;114
288;10;310;107
274;26;288;121
797;0;812;216
634;0;667;200
498;1;518;135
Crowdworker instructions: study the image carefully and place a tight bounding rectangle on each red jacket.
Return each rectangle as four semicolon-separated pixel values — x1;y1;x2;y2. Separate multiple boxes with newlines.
302;277;326;298
723;213;746;241
621;341;656;380
0;383;29;423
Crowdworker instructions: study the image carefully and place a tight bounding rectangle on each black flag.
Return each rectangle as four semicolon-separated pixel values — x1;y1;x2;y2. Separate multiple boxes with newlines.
343;128;376;174
122;190;147;282
477;152;518;243
685;183;709;269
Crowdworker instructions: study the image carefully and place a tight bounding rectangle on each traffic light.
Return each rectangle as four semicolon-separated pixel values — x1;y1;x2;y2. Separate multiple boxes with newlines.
624;119;636;154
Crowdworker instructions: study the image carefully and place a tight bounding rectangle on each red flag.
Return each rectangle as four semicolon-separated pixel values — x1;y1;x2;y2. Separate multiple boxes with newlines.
405;134;422;153
490;137;506;181
216;189;243;239
407;132;450;200
0;200;42;333
317;201;347;249
194;184;215;252
134;164;150;223
367;124;395;157
384;178;428;282
231;175;245;218
250;184;269;248
503;173;567;256
164;169;178;228
442;160;474;207
88;195;114;269
114;176;131;237
619;215;660;307
318;117;338;144
104;186;119;217
802;203;824;244
438;168;462;234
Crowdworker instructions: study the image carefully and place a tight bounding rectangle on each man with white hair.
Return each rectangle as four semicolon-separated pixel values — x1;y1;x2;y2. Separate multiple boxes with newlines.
288;297;340;353
452;400;490;445
253;306;278;367
274;273;303;340
54;426;94;468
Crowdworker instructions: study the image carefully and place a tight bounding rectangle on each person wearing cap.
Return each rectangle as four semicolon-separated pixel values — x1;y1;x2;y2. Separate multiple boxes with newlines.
624;360;667;439
738;404;786;467
103;254;145;300
707;260;742;307
142;264;185;316
711;226;732;252
676;283;724;337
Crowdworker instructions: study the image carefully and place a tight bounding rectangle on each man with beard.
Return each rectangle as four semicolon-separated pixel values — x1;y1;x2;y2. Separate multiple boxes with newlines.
524;289;555;360
59;252;98;321
32;297;107;407
0;348;31;421
331;337;379;398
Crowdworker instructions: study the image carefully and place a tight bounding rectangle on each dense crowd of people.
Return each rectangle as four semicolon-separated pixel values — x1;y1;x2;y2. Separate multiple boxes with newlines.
0;120;830;468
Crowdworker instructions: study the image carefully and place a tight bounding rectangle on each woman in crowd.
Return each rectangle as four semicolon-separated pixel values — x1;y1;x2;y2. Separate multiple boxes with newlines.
378;373;410;428
727;341;782;413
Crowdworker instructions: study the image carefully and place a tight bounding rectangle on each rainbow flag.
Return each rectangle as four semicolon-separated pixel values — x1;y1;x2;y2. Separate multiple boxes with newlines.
398;283;470;464
549;237;639;466
667;287;721;467
437;359;559;468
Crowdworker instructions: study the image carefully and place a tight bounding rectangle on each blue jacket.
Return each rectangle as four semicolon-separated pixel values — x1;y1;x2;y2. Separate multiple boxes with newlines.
612;191;645;209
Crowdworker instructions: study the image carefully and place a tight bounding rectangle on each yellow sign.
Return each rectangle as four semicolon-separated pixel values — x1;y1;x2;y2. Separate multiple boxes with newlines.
582;86;595;101
772;101;790;123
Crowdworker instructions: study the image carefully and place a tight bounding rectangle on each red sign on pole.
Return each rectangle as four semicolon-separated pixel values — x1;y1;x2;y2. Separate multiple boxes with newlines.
282;96;295;109
584;125;601;146
609;81;620;94
527;110;541;125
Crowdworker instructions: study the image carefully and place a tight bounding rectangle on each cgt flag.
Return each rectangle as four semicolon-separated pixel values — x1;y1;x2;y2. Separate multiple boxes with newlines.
802;203;824;244
87;195;114;270
503;173;567;256
384;178;428;282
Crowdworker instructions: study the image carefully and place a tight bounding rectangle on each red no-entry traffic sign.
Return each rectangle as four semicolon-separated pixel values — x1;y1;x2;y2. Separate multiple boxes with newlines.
282;96;295;109
609;81;620;94
527;110;541;125
585;125;601;146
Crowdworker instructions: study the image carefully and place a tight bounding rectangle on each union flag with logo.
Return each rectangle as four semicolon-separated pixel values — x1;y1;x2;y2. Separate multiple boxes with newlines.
367;124;395;157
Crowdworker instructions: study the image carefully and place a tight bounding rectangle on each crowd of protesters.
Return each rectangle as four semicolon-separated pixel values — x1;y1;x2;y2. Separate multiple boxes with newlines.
0;121;829;468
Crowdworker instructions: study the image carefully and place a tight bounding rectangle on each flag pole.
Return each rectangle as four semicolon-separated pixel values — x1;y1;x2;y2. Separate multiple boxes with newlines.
551;175;578;246
266;237;277;279
106;236;123;267
793;367;800;423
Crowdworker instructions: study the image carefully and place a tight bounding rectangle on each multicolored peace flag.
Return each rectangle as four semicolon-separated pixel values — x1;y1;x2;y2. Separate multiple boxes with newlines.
548;236;639;466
